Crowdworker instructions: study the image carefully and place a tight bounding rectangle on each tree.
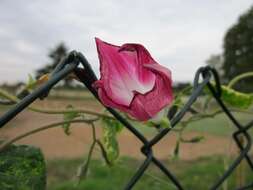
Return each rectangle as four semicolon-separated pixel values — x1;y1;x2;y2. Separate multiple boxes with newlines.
223;6;253;92
206;54;224;80
36;42;73;87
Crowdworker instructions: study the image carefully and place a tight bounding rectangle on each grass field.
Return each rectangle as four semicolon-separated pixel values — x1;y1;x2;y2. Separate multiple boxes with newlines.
47;156;253;190
137;111;253;138
1;91;253;189
185;112;253;136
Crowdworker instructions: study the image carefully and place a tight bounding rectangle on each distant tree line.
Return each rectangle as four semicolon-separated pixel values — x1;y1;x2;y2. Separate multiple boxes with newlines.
35;42;75;88
207;5;253;92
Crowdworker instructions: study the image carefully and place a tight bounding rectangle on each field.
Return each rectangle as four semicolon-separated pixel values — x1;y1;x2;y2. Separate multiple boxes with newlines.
47;156;253;190
0;89;252;189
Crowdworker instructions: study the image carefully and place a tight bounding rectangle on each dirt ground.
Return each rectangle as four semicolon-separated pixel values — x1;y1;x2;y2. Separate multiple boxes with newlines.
0;99;239;160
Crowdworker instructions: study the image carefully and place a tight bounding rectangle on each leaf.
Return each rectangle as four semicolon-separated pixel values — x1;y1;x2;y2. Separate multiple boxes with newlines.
160;117;172;129
101;117;124;133
205;83;253;109
146;106;172;129
62;105;79;135
25;74;37;90
146;117;172;130
173;96;184;108
220;85;253;109
101;117;123;165
25;74;50;91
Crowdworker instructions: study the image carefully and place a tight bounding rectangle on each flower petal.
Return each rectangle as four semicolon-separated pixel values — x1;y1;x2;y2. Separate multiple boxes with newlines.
129;73;173;121
95;38;156;106
143;63;172;88
96;73;173;121
93;38;174;121
96;87;131;114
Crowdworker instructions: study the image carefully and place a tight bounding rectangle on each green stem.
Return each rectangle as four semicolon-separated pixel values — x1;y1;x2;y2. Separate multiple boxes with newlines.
29;107;114;119
228;72;253;88
0;88;114;119
0;118;98;152
180;108;253;130
78;136;177;187
76;123;97;184
95;139;112;166
1;90;176;187
0;89;19;102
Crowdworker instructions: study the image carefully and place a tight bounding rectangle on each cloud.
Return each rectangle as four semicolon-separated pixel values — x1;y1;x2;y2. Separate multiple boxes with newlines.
0;0;252;83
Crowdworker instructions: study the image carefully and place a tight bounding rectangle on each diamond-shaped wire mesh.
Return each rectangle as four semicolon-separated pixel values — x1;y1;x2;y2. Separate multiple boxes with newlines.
0;51;252;190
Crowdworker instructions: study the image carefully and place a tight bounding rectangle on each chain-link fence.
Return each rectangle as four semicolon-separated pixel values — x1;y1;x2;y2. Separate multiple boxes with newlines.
0;51;252;190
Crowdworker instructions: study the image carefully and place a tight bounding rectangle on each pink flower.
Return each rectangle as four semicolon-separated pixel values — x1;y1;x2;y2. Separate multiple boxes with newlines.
93;38;173;121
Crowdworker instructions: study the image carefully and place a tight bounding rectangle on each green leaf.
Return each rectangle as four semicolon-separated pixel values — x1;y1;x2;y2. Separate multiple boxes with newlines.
62;105;79;135
145;106;172;129
25;74;50;92
26;74;37;91
101;117;122;165
145;117;171;129
173;96;184;108
101;117;123;133
220;85;253;109
160;117;171;129
205;83;253;109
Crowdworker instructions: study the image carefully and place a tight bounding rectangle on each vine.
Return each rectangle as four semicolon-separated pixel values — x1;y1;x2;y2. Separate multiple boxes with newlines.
0;70;252;188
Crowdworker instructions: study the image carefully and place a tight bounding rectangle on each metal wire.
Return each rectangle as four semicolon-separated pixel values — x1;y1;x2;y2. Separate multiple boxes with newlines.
0;52;252;190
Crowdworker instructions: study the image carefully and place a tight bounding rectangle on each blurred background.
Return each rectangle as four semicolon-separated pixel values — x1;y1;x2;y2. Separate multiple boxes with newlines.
0;0;253;189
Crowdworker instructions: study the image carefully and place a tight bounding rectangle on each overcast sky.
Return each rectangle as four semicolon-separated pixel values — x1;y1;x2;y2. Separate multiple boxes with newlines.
0;0;252;84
